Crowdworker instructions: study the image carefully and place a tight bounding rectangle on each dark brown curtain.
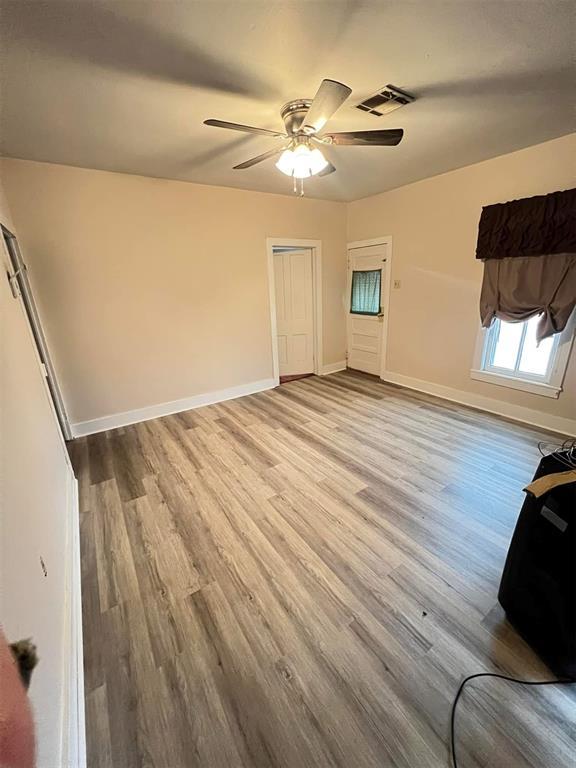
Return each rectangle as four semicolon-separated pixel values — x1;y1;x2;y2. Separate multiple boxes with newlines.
477;188;576;340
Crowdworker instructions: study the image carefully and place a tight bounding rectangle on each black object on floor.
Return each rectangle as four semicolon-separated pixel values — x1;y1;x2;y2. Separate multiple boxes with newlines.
498;450;576;679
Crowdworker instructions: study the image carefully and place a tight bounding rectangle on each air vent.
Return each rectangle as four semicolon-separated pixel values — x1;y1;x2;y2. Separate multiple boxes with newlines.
355;84;415;117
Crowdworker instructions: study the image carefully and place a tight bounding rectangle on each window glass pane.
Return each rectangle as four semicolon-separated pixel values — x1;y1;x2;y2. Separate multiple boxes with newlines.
518;315;554;376
351;270;381;314
491;320;523;369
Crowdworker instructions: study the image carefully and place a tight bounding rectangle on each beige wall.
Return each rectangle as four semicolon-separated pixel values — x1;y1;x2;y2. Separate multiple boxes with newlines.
2;136;573;432
0;160;347;425
348;133;576;424
0;175;79;765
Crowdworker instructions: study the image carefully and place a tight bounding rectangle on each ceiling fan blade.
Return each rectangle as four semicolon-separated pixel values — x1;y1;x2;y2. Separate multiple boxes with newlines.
327;129;404;146
204;119;286;138
233;146;286;170
318;161;336;177
301;79;352;134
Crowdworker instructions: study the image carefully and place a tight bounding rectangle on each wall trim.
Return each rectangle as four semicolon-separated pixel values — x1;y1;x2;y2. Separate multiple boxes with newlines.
60;470;86;767
320;361;347;375
381;370;576;437
71;378;278;437
470;368;561;399
347;236;394;250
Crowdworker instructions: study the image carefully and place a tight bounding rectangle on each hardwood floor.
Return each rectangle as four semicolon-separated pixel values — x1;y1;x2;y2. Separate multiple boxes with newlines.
69;371;576;768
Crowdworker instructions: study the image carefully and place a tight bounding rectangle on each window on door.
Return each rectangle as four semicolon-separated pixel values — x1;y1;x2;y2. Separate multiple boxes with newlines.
471;313;575;398
350;269;381;315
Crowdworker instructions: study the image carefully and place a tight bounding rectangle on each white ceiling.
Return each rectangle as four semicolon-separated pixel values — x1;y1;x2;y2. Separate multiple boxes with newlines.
0;1;574;202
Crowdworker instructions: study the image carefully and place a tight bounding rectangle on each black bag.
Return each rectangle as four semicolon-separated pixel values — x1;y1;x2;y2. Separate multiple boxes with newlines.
498;451;576;679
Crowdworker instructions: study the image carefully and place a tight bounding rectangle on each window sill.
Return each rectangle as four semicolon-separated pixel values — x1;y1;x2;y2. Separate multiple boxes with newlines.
470;369;561;399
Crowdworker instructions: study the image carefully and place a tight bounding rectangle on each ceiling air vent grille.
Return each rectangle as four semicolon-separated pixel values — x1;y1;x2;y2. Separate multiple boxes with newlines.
355;84;415;117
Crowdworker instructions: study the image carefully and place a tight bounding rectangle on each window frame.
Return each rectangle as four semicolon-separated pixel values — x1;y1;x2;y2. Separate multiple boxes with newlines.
471;313;575;399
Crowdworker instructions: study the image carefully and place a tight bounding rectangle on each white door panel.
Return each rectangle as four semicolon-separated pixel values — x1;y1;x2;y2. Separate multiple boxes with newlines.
347;244;388;376
277;335;288;366
274;249;314;376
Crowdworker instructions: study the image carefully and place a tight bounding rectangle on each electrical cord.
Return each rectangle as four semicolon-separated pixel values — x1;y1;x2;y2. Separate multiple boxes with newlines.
450;672;575;768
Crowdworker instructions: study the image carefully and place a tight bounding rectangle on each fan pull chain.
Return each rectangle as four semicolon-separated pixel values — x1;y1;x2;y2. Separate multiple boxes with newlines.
291;176;305;197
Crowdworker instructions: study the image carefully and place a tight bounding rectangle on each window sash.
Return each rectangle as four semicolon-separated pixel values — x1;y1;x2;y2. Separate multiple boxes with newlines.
482;318;561;384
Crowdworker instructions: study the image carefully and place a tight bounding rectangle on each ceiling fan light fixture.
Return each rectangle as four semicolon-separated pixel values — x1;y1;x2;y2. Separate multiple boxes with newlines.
292;144;314;179
275;148;296;176
275;144;328;178
308;147;329;175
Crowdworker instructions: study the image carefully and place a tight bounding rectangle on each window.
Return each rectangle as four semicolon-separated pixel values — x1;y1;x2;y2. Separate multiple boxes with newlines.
486;316;558;377
471;314;575;398
350;269;381;315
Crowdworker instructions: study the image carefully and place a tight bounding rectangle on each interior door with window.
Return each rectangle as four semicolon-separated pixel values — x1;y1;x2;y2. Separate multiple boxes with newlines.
347;244;388;375
274;248;314;377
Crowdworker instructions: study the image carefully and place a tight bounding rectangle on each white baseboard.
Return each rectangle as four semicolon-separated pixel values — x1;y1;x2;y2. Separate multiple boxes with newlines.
381;371;576;437
320;361;347;376
71;378;278;437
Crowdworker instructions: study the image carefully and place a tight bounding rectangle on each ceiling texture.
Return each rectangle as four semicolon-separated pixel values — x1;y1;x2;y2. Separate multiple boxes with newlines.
0;0;574;201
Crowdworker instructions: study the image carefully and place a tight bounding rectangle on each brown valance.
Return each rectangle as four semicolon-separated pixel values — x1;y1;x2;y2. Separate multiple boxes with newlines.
476;188;576;261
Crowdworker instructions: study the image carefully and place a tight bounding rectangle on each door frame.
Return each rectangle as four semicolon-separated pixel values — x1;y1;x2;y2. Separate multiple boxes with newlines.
2;225;73;440
266;238;323;384
347;236;393;379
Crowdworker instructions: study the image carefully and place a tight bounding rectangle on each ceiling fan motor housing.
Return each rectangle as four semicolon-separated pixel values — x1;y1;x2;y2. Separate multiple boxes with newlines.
280;100;313;135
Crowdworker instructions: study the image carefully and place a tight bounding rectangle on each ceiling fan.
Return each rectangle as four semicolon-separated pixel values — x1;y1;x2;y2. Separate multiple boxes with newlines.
204;79;404;192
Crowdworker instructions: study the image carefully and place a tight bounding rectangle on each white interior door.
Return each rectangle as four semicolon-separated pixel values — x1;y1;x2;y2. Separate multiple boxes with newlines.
347;243;388;375
274;249;314;376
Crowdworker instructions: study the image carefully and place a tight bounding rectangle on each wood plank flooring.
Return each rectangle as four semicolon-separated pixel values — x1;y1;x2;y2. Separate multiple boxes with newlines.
69;371;576;768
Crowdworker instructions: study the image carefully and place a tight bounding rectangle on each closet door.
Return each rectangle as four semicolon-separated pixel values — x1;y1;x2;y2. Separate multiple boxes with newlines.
274;249;314;377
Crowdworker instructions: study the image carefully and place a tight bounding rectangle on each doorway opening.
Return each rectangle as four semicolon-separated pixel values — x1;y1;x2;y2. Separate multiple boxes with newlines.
266;238;323;385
